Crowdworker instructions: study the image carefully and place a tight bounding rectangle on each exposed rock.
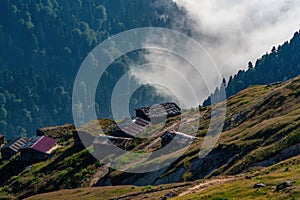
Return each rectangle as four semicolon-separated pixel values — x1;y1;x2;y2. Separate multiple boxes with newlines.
253;183;266;188
154;166;186;185
223;111;249;131
190;144;239;179
251;144;300;167
90;166;110;187
162;192;173;199
275;181;295;192
95;166;169;187
160;131;195;148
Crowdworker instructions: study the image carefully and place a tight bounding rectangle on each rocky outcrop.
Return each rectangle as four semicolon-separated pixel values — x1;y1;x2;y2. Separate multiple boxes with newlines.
251;143;300;167
93;143;240;186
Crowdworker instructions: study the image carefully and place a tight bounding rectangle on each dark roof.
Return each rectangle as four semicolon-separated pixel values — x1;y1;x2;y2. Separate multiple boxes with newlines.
111;117;150;137
2;137;27;152
94;135;132;144
0;134;4;139
22;136;56;154
117;118;133;129
94;135;132;149
136;102;181;119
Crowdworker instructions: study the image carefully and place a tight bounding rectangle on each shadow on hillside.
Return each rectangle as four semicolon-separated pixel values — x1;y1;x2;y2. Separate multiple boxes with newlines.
0;159;33;185
39;145;85;172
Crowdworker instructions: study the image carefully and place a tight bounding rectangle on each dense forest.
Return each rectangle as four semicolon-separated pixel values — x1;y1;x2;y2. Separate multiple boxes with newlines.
0;0;188;138
203;30;300;106
1;0;299;139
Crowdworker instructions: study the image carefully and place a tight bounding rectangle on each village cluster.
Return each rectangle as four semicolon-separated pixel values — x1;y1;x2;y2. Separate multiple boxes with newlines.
0;103;194;163
0;133;57;162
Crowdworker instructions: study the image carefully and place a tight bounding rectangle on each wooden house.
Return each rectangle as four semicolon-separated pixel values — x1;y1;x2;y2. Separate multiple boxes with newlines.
20;136;56;162
93;135;132;158
1;137;27;160
135;102;181;123
110;117;150;138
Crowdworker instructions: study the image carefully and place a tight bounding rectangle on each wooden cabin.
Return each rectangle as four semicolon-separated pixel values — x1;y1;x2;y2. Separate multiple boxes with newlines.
1;137;27;160
93;135;132;158
110;117;150;138
135;102;181;123
20;136;56;162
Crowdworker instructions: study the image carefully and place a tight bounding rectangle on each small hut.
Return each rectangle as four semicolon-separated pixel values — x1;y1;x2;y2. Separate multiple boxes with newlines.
20;136;57;162
135;102;181;123
93;135;132;158
1;137;27;160
110;117;150;138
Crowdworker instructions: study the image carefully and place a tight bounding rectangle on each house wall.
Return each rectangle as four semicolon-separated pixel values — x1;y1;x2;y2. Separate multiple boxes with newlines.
135;109;150;121
1;148;16;160
109;129;134;138
20;149;48;162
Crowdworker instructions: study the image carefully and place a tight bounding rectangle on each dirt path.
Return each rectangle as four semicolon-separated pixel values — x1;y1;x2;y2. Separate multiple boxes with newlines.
178;176;237;197
89;166;109;187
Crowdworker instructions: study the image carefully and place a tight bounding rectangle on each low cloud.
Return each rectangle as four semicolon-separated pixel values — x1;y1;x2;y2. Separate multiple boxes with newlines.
173;0;300;76
131;0;300;107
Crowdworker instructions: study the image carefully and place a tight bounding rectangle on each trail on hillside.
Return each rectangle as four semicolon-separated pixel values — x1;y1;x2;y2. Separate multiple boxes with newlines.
178;176;237;197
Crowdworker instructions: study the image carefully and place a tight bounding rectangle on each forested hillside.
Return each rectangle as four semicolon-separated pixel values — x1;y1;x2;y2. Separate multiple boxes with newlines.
0;0;187;138
203;30;300;106
1;0;299;139
1;73;299;199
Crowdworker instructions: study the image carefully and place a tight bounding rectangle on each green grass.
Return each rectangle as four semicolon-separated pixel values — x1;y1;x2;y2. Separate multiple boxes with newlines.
1;75;300;199
25;156;300;200
173;156;300;200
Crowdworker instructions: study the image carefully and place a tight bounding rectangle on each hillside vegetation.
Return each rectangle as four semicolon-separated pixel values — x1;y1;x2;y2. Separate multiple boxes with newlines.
0;74;299;199
25;155;300;200
88;74;300;187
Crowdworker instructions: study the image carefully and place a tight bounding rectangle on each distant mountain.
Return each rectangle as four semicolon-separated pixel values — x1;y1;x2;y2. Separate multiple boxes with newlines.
1;74;299;199
203;30;300;106
0;0;188;138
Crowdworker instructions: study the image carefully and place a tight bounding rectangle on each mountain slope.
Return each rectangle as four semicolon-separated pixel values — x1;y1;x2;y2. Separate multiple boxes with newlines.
92;74;300;187
0;74;299;199
25;155;300;200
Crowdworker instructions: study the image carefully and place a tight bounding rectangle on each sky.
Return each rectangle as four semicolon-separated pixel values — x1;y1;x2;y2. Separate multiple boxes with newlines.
131;0;300;107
